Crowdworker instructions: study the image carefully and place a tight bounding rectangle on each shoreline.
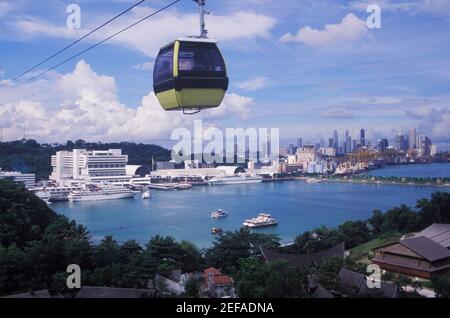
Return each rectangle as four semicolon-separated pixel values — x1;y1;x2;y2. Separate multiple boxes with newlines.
316;178;450;188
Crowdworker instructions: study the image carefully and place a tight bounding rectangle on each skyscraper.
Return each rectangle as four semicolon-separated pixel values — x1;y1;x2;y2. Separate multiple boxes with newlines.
328;138;334;148
333;130;339;152
395;133;406;151
297;138;303;149
379;139;388;153
345;130;352;153
424;137;432;157
360;129;366;147
409;128;416;150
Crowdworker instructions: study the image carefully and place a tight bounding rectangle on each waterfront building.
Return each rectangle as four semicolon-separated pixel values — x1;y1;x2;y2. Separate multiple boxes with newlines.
415;136;432;158
150;166;246;181
409;128;417;150
431;144;438;157
287;155;297;164
0;169;35;188
50;149;132;185
307;160;328;174
156;161;176;170
296;146;322;171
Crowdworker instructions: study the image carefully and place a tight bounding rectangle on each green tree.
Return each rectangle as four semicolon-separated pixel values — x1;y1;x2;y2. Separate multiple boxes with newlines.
417;192;450;225
205;228;280;274
431;276;450;298
368;210;385;235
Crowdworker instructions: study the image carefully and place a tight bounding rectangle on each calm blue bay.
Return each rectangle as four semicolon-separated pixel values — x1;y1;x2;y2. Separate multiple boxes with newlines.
52;163;450;248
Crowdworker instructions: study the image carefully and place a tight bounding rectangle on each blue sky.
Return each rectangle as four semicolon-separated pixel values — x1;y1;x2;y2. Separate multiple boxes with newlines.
0;0;449;149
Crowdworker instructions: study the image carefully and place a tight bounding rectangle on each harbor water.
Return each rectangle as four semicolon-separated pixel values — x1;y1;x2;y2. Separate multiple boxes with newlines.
52;163;450;248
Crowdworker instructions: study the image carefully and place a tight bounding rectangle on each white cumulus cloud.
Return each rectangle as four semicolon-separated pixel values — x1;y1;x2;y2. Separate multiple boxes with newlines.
0;60;254;142
235;76;270;91
280;13;369;47
12;7;276;58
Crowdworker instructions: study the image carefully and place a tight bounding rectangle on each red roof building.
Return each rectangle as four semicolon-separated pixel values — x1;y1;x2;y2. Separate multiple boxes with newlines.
203;267;235;298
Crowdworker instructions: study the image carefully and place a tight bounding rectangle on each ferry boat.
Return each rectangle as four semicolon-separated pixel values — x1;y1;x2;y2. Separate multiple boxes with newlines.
211;209;228;219
30;185;83;202
68;186;138;202
208;174;263;185
243;213;278;228
306;178;321;184
34;190;51;204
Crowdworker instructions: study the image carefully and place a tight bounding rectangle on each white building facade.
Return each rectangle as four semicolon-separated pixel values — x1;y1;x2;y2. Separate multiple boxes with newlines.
0;169;36;188
50;149;132;185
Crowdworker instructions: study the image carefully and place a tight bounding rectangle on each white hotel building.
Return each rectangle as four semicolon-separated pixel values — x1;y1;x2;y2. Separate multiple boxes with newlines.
50;149;138;185
0;169;36;188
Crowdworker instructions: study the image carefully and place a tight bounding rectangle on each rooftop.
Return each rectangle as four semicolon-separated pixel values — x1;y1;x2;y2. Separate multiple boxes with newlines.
414;223;450;248
400;236;450;262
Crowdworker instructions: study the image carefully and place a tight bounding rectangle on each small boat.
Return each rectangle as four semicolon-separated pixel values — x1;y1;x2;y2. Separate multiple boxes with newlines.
306;178;321;184
211;227;223;235
142;190;151;199
211;209;228;219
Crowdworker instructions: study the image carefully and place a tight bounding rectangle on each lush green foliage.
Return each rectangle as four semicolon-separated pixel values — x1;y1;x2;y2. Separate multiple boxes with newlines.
431;275;450;298
234;257;308;298
0;139;171;180
293;192;450;253
1;179;449;297
205;228;280;274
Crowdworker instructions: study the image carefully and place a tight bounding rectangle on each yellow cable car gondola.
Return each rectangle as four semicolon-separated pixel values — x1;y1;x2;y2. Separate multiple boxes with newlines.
153;0;228;114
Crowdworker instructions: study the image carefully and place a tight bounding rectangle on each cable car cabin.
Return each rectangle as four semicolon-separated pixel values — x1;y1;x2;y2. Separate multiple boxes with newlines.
153;38;228;112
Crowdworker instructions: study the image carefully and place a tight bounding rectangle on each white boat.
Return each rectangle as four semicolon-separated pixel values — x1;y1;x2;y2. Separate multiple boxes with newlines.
243;213;278;228
34;190;51;204
30;185;83;202
208;174;263;185
211;209;228;219
68;186;138;202
142;190;151;199
306;178;321;184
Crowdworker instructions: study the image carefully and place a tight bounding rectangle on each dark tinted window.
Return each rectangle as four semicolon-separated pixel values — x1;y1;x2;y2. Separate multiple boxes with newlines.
178;43;225;73
154;44;174;83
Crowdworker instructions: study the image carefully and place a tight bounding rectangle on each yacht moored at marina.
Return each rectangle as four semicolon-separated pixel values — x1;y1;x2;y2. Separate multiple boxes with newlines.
208;174;263;185
142;190;151;199
68;186;138;202
211;209;228;219
243;213;278;228
34;190;51;204
30;185;83;202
